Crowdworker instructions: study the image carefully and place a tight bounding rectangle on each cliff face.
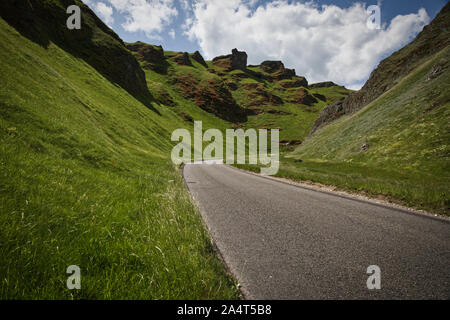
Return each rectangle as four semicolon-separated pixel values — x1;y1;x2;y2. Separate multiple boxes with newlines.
309;2;450;135
0;0;153;108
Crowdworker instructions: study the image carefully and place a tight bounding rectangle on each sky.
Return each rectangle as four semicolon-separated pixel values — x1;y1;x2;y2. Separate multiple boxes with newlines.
81;0;448;89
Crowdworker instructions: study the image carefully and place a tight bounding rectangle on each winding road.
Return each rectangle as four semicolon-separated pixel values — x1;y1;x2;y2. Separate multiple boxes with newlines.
183;163;450;300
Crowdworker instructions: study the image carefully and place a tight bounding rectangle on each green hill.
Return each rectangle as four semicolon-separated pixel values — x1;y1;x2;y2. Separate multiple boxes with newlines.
126;42;351;145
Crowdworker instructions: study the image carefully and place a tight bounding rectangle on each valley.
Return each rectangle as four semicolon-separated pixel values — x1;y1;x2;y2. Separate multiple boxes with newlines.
0;0;448;299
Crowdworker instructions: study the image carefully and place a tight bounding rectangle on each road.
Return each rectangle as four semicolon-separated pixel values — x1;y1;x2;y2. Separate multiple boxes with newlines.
183;163;450;300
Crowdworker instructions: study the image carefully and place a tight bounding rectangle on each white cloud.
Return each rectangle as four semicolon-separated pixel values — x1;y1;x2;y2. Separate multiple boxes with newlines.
94;2;115;26
185;0;430;89
107;0;178;39
179;0;190;11
169;29;176;39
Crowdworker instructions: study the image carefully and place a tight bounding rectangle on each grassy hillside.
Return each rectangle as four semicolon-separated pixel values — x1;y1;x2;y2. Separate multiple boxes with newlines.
0;11;238;299
239;46;449;215
288;47;450;214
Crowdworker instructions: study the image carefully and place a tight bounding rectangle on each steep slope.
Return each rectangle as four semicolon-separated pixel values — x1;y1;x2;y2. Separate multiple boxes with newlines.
127;42;352;144
298;48;449;166
285;5;450;214
310;2;450;135
0;0;153;108
0;2;238;298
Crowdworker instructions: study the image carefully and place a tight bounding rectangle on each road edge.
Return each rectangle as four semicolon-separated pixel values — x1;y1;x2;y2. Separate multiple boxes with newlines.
180;164;248;300
228;164;450;223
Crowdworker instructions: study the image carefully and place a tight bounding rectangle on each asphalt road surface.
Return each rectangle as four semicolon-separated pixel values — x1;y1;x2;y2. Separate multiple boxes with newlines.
183;163;450;300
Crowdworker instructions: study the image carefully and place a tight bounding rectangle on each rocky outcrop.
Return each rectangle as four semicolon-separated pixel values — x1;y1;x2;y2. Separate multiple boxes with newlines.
171;52;192;66
230;48;248;70
309;81;339;89
309;99;345;134
212;48;248;71
280;77;308;88
260;61;285;73
313;93;327;102
286;88;318;106
309;2;450;136
192;51;208;67
260;61;296;80
241;83;283;108
172;75;247;123
126;42;168;74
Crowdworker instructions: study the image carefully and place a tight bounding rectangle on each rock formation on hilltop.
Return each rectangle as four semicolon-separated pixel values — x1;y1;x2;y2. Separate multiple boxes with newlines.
192;51;208;67
172;75;247;123
126;40;350;128
260;61;285;73
309;81;340;89
280;78;309;88
260;61;296;80
212;48;248;71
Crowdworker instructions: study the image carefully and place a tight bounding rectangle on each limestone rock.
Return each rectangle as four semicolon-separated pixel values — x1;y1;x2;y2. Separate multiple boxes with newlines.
192;51;208;67
212;48;248;71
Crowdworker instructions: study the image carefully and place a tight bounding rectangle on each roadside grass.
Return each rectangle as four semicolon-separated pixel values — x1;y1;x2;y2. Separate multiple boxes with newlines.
236;156;449;215
0;140;237;299
0;18;239;299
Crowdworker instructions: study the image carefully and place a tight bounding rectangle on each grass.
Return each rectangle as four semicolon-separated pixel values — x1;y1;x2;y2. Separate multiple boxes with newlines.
0;17;239;299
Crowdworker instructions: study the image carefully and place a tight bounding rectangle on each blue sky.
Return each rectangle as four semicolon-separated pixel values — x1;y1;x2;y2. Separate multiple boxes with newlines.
82;0;448;88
